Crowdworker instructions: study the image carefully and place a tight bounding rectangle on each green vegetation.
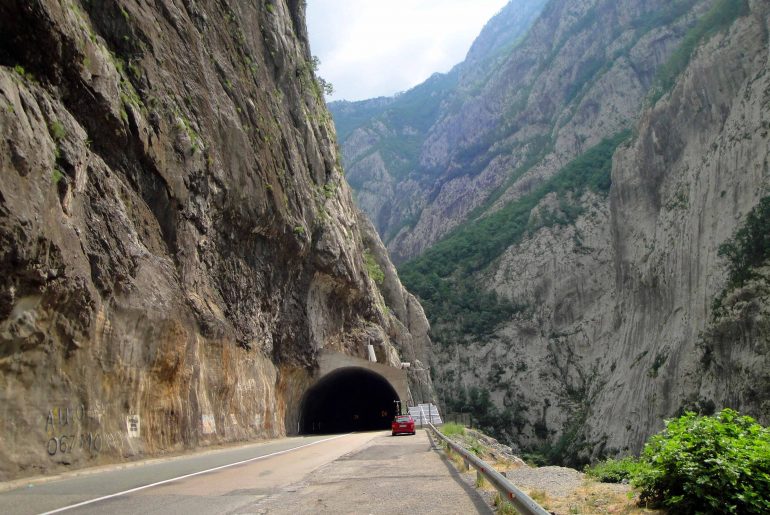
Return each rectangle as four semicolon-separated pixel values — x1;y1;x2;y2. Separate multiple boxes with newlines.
650;0;749;103
564;56;607;103
308;56;333;99
717;196;770;291
383;70;458;133
528;489;548;505
468;438;484;456
321;182;336;199
540;408;591;467
48;120;66;142
554;0;703;131
588;410;770;514
440;422;466;437
110;54;144;125
636;409;770;513
12;64;35;82
363;249;385;285
329;0;542;173
175;113;201;154
585;456;649;483
465;135;552;220
329;100;392;143
493;493;517;515
52;168;65;185
647;351;668;378
539;3;600;71
406;130;628;278
444;386;520;440
400;130;630;342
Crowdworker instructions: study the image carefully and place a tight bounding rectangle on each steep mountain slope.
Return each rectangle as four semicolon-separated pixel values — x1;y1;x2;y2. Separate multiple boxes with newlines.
0;0;433;480
403;0;769;464
334;0;712;263
330;0;548;246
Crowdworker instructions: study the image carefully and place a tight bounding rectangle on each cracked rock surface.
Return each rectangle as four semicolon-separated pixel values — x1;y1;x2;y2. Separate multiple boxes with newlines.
0;0;434;480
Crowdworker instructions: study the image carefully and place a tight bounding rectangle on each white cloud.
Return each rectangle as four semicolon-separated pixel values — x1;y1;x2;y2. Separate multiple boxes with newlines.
306;0;509;101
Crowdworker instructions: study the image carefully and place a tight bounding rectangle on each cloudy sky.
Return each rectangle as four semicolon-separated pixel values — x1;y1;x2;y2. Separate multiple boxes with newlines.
306;0;508;102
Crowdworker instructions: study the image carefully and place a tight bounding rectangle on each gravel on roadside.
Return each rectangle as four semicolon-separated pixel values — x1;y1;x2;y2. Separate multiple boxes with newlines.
504;465;585;498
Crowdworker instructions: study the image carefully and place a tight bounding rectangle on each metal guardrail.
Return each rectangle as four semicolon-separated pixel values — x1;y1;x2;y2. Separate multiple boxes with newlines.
427;422;550;515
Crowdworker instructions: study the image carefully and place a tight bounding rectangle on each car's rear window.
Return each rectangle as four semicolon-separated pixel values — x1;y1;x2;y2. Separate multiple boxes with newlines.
395;416;412;422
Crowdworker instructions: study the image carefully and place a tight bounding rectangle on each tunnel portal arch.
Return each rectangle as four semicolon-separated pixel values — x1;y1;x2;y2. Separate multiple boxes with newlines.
300;367;401;434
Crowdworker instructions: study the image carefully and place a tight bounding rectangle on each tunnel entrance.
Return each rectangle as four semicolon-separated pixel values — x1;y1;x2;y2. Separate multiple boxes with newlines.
300;367;400;434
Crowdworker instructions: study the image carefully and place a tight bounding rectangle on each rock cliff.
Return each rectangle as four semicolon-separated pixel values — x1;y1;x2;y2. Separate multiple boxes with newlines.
428;0;768;464
0;0;433;480
338;0;769;465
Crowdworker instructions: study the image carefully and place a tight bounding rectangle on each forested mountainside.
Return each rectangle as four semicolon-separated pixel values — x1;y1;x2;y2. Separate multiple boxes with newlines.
335;0;769;465
0;0;433;480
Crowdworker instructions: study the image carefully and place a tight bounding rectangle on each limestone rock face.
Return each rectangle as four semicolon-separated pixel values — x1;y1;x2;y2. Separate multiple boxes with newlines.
0;0;433;480
434;1;770;462
333;0;708;264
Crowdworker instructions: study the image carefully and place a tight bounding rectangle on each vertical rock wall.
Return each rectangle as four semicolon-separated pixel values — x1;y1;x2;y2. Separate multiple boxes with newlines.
0;0;433;480
436;0;769;462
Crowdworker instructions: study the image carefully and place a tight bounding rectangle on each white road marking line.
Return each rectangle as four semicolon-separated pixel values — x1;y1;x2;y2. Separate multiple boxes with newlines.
39;433;353;514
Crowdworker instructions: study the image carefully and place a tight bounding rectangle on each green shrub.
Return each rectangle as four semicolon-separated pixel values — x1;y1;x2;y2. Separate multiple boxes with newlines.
52;168;65;185
363;249;385;285
634;409;770;513
717;196;770;290
585;457;650;483
493;493;518;515
49;120;66;141
468;438;484;456
12;64;36;81
441;422;466;436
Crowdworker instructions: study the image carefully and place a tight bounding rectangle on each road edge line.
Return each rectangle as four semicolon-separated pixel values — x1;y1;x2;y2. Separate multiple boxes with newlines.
38;433;351;514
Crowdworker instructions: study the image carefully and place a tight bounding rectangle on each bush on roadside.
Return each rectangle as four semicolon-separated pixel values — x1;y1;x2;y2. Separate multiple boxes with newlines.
585;456;649;483
441;422;466;437
585;409;770;513
634;409;770;514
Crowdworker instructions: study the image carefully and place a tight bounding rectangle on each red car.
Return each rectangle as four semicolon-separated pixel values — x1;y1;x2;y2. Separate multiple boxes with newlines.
391;415;416;436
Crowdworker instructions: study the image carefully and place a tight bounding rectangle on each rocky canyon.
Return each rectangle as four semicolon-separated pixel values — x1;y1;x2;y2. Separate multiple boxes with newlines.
334;0;770;465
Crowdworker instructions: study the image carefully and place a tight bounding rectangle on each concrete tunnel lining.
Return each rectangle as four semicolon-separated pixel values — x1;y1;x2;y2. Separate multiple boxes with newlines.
300;367;401;434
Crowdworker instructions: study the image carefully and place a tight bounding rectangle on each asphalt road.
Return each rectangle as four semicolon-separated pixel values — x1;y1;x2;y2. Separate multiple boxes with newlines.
0;433;370;515
0;430;491;514
253;430;492;514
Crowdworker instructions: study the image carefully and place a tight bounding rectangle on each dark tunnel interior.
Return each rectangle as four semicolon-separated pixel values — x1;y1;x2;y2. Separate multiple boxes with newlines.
300;367;400;434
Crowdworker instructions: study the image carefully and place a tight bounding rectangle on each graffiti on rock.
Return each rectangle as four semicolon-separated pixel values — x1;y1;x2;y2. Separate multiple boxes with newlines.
44;405;134;458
